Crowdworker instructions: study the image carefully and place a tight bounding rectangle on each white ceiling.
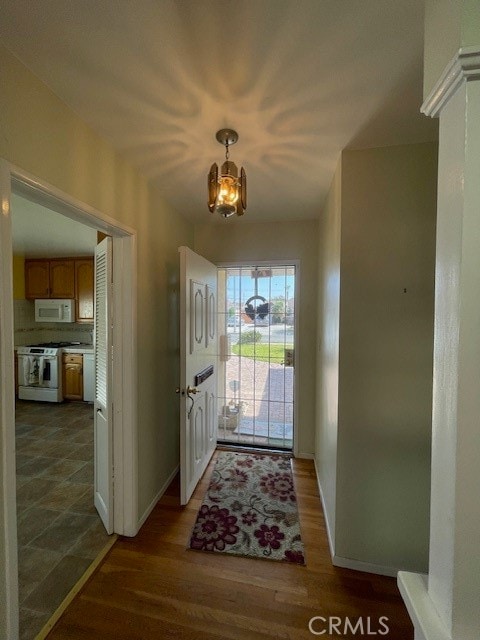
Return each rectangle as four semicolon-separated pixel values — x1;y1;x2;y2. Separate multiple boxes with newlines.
11;193;97;257
0;0;437;224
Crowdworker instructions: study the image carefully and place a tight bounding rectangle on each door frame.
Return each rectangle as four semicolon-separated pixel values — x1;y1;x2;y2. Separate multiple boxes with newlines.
0;159;138;638
216;259;300;457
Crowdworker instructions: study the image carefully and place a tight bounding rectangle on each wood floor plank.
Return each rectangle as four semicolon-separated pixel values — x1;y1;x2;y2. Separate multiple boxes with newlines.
47;453;414;639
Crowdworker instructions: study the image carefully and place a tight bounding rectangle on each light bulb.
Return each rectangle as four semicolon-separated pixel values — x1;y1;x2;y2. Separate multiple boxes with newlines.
217;175;239;206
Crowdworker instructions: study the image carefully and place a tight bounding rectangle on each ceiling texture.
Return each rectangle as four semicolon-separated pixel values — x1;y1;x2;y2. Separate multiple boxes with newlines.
0;0;438;224
11;193;98;257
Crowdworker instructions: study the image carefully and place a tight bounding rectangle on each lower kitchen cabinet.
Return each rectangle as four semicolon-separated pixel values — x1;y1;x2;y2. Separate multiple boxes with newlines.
63;354;83;401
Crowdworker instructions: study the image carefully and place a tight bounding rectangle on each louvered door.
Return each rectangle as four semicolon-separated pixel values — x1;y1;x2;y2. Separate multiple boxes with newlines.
94;237;113;533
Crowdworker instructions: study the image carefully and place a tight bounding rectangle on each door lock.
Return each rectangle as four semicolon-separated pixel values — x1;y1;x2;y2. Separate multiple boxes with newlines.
176;386;200;417
186;386;199;418
186;386;199;395
175;386;199;395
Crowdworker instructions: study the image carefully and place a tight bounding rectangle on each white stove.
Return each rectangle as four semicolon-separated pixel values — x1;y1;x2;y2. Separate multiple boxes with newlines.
17;342;78;402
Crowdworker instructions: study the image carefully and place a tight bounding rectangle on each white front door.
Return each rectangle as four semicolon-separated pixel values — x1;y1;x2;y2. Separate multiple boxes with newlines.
94;237;114;533
179;246;218;505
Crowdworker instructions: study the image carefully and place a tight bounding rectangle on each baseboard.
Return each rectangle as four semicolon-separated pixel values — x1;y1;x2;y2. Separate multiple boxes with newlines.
333;554;399;578
295;451;314;460
313;458;403;578
397;572;450;640
313;459;413;579
136;464;179;532
313;457;335;558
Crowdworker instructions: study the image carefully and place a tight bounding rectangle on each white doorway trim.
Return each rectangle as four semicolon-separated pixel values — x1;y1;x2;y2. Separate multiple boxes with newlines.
0;159;138;638
216;259;300;458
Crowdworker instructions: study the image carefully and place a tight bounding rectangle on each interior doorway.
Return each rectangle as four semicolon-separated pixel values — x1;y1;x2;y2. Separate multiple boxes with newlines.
0;160;137;639
217;264;296;451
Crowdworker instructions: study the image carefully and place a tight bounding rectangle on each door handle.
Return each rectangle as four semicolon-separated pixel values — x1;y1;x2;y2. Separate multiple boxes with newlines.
186;386;199;418
176;387;200;417
175;386;199;395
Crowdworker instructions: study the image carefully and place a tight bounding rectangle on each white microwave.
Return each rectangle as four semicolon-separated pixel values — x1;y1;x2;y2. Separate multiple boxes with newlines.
35;299;74;323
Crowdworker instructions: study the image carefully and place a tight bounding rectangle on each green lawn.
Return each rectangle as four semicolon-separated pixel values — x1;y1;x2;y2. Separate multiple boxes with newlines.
231;343;293;363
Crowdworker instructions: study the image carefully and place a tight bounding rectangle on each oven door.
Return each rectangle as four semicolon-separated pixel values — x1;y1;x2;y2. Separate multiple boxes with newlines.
18;355;58;388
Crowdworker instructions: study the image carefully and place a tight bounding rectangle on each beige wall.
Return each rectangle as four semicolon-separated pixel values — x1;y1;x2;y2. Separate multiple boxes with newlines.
0;44;194;519
194;219;318;456
315;158;341;549
12;256;24;300
424;0;480;99
316;142;438;573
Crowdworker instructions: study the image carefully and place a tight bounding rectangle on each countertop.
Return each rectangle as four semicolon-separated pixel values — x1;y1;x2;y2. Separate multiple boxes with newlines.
15;345;94;354
62;345;94;354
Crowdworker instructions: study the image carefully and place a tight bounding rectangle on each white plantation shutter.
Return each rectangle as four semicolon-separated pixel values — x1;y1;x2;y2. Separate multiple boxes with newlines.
95;239;111;408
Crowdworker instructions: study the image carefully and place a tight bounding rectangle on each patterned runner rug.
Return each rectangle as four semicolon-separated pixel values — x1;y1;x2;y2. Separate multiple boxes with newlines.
188;450;305;565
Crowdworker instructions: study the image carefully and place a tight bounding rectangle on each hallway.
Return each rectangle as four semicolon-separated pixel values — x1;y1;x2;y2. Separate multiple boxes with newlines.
45;455;413;639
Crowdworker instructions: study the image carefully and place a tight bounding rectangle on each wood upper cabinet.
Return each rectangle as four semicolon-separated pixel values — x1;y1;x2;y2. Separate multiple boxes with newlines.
75;258;94;323
63;353;84;400
25;258;75;299
25;260;50;299
25;256;94;322
49;260;75;298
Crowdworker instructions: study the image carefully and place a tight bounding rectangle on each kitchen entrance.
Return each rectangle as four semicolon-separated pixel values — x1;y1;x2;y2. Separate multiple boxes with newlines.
0;161;137;640
217;264;296;451
11;192;112;639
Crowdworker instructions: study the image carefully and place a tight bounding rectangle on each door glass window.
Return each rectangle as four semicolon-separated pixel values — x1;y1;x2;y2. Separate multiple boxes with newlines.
217;265;295;450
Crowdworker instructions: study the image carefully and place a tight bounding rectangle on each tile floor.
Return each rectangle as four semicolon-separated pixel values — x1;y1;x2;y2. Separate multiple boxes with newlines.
15;400;111;640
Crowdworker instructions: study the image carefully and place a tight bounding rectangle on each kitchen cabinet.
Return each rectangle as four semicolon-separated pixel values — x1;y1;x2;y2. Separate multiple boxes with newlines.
25;260;50;298
50;260;75;298
63;353;84;400
75;258;94;323
25;257;94;322
25;258;75;299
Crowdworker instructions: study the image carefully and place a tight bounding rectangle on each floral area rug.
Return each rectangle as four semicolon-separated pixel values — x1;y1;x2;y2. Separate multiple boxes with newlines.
188;450;305;565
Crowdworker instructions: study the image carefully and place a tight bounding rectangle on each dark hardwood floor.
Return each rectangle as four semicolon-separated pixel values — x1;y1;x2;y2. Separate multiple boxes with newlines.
46;455;414;639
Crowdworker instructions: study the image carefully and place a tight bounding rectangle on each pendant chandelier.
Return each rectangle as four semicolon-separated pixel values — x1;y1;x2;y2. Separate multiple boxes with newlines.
208;129;246;218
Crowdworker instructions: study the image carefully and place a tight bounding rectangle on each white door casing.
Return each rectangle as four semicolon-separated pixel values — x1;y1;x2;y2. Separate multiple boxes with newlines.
94;237;114;533
0;160;137;640
0;160;19;640
179;246;218;505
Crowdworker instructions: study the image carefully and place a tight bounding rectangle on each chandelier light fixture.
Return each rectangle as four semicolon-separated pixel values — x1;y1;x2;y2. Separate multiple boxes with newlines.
208;129;246;218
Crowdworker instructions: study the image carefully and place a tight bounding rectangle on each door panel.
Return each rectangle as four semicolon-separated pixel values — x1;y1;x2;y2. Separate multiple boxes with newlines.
206;382;216;447
193;399;204;466
206;284;216;346
179;247;218;505
190;280;205;354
